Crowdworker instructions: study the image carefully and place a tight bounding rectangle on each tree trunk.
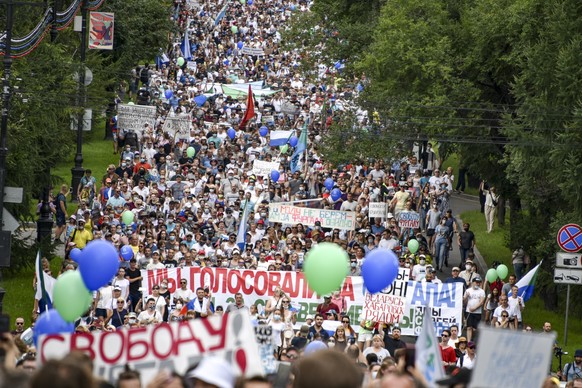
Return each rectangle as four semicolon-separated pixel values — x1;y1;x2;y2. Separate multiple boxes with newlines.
497;196;506;226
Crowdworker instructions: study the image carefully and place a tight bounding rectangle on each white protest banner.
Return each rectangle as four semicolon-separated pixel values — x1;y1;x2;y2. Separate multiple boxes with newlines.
369;202;387;219
268;203;356;231
254;325;277;374
262;115;274;124
361;269;410;323
38;310;262;384
118;104;157;132
399;211;420;229
163;113;191;138
405;281;464;336
241;46;265;56
471;326;556;388
280;101;299;116
138;267;461;336
252;160;280;177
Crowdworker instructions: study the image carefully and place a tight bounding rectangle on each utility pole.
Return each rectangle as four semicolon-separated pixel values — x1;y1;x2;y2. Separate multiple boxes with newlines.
70;0;87;202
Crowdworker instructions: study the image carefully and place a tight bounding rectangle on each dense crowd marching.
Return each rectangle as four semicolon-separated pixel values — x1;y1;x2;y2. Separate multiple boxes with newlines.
2;0;579;387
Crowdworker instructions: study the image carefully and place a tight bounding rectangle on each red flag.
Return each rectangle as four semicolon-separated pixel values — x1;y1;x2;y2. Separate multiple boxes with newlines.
239;85;255;129
179;304;188;316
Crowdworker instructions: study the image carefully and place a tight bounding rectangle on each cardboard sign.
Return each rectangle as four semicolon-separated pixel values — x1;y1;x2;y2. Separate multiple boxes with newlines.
398;211;420;229
38;310;262;384
163;113;191;138
252;160;280;178
268;203;356;231
471;326;556;388
241;46;265;56
362;294;406;323
368;202;387;219
254;325;276;374
118;104;157;132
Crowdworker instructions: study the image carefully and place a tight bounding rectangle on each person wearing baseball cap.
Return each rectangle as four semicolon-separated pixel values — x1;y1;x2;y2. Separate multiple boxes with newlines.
463;276;485;342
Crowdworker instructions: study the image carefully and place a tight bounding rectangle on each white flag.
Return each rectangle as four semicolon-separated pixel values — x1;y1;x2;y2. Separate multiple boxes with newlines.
415;308;445;387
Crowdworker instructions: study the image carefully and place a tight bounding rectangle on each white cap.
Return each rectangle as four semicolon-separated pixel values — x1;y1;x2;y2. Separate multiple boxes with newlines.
187;357;235;388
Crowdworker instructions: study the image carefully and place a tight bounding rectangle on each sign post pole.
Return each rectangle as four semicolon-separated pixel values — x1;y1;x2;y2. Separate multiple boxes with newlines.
564;284;570;346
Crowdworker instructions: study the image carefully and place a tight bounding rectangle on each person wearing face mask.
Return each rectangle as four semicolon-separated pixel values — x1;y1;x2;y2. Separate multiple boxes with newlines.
411;255;428;281
463;277;485;342
459;259;476;286
68;217;93;249
137;298;162;325
133;154;152;174
364;234;377;254
115;158;134;179
434;217;450;271
125;312;139;328
349;258;361;276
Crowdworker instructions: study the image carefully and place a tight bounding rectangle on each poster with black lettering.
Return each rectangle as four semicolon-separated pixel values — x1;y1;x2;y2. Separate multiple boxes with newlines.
38;310;262;384
254;325;276;373
362;269;410;323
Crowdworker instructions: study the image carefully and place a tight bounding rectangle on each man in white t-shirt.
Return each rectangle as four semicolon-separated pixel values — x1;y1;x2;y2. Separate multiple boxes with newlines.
174;278;194;304
463;277;485;342
138;297;163;324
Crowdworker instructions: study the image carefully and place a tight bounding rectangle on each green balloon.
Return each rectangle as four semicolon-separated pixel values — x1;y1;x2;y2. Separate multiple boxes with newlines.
407;239;419;254
177;57;185;67
496;264;509;280
53;271;93;322
231;26;238;34
280;144;289;154
303;243;349;295
121;210;134;225
127;101;135;105
486;268;498;283
187;146;196;158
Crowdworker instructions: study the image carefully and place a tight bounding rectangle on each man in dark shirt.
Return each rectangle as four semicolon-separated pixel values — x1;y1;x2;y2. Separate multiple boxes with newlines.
308;314;330;342
383;327;407;356
458;223;476;264
125;258;142;312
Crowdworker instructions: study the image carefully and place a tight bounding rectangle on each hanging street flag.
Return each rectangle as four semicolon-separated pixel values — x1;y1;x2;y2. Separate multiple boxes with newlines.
238;85;255;130
35;251;56;313
416;308;445;387
89;12;114;50
511;261;542;302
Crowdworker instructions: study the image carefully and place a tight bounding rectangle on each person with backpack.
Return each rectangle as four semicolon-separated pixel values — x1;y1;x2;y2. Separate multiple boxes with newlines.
139;64;150;89
561;350;582;382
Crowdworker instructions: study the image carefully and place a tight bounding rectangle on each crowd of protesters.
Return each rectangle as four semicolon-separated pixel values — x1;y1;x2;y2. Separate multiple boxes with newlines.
8;0;574;387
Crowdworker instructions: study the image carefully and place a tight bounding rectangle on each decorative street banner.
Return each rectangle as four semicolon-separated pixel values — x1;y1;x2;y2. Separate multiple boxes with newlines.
118;104;157;132
398;211;420;229
252;160;280;177
405;281;464;336
163;113;191;138
89;12;114;50
38;310;262;384
268;203;356;230
368;202;387;219
241;46;265;56
139;267;462;336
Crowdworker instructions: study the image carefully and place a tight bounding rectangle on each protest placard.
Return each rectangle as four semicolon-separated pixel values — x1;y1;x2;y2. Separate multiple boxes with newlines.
369;202;387;219
399;211;420;229
405;281;464;335
471;326;556;388
241;46;265;56
38;310;262;384
252;160;280;177
268;203;356;231
262;115;274;124
117;104;157;132
280;101;299;116
254;325;277;374
163;113;191;138
362;293;406;323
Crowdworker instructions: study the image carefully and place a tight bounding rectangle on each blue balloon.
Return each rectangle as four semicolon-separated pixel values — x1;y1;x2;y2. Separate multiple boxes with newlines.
324;177;335;191
259;126;268;137
120;245;134;261
304;340;327;355
330;188;342;202
223;59;230;66
361;249;399;294
227;127;236;139
271;170;280;182
164;89;173;99
194;95;207;107
290;4;296;11
247;0;253;4
289;135;298;147
33;309;74;347
78;240;119;291
70;248;82;263
237;41;244;49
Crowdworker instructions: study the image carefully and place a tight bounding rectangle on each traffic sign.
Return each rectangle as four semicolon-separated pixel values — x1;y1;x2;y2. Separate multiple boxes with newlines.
554;267;582;285
556;252;581;268
557;224;582;253
1;208;19;233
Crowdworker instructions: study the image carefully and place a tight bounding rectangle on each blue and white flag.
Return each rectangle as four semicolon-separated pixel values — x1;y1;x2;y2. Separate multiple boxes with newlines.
214;4;228;26
290;125;307;173
181;22;192;61
511;261;542;302
236;201;250;250
416;308;445;387
35;250;56;313
269;130;293;147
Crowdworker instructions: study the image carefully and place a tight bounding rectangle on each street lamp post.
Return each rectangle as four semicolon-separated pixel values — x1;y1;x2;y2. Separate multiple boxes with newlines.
70;0;87;202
